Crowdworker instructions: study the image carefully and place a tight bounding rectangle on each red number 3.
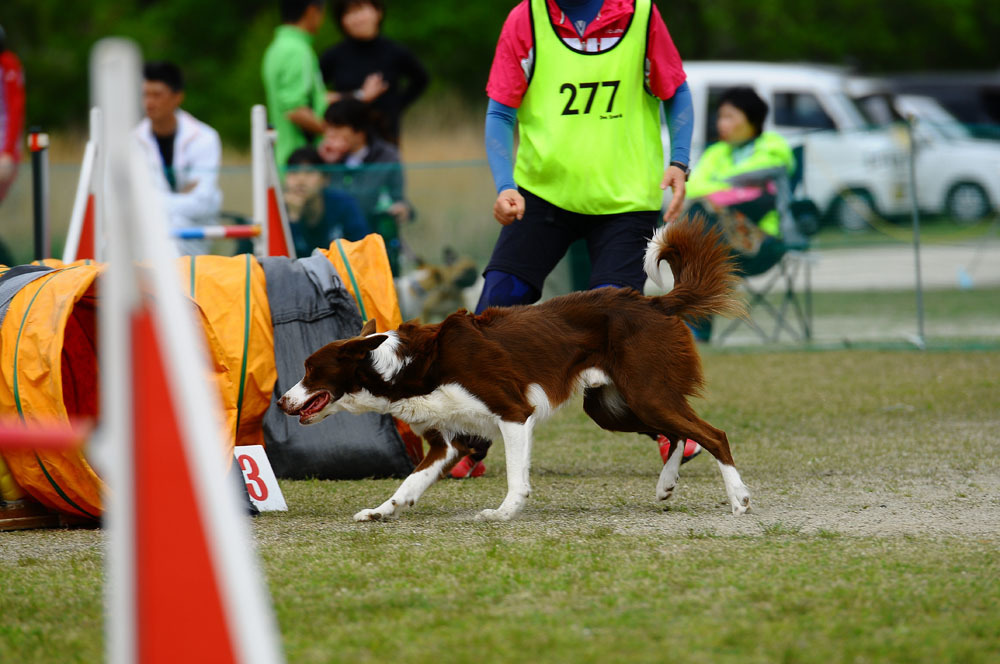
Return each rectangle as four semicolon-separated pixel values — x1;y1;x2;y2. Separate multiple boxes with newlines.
238;455;268;501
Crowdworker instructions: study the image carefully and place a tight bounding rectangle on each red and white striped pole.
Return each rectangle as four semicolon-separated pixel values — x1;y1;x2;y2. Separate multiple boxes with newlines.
171;225;262;240
93;38;284;664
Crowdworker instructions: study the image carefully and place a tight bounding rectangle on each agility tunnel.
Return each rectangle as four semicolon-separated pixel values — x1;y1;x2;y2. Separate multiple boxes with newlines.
0;234;415;520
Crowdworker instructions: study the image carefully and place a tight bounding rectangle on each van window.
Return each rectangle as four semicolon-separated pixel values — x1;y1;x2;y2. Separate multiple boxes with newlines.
773;92;836;130
704;87;731;145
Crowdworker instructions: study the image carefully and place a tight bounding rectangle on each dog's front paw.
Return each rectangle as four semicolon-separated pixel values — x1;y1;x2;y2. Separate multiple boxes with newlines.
475;508;514;522
354;508;388;522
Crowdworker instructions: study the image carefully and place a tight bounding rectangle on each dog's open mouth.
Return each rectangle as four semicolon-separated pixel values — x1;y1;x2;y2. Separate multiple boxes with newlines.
299;391;332;421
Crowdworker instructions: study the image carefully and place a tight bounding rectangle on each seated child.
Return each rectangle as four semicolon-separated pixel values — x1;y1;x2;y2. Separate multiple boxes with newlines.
319;98;412;274
284;147;371;257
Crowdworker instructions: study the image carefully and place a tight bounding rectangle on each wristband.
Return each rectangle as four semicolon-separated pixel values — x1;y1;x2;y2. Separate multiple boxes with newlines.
669;161;690;181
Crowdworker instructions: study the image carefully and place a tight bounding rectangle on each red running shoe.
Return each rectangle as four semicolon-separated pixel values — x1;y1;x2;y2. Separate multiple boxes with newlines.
657;435;702;465
450;455;486;479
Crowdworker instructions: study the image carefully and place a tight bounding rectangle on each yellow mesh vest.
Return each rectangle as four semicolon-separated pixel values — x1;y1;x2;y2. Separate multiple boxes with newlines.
514;0;662;214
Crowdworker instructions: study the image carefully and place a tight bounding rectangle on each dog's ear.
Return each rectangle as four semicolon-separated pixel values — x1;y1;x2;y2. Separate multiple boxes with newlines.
359;318;378;336
345;333;388;358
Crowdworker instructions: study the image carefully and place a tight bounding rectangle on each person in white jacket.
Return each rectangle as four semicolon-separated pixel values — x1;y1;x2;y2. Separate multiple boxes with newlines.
135;61;222;255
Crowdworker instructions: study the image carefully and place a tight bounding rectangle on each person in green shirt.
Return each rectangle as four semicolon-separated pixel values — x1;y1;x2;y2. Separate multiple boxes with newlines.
262;0;331;167
686;86;795;341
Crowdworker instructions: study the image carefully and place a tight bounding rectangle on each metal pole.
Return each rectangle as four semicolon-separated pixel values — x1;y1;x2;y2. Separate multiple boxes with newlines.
906;115;926;349
29;128;50;261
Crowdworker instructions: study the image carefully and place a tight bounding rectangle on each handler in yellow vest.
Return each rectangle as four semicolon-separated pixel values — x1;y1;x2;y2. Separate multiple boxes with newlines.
449;0;698;478
477;0;692;307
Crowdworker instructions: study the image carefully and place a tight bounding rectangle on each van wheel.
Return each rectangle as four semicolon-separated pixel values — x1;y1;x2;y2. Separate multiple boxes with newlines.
945;182;991;225
829;190;875;232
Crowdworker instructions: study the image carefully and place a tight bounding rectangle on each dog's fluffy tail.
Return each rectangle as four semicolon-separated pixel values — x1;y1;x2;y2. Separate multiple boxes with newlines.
643;216;746;323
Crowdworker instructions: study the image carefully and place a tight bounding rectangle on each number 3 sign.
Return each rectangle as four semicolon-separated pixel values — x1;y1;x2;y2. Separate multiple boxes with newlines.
234;445;287;512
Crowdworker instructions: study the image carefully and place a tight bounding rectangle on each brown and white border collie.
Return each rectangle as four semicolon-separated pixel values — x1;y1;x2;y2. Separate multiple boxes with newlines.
278;218;751;522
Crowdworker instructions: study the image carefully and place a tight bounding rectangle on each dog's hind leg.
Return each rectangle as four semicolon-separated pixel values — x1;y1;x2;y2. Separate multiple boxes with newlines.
354;429;459;522
476;416;535;522
584;389;688;504
656;437;685;503
637;403;751;516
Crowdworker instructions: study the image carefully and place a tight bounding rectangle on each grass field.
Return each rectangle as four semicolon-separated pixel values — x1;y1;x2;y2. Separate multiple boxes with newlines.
2;349;999;663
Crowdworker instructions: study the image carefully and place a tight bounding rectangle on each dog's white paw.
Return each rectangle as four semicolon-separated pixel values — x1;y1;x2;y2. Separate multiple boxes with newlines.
475;508;514;522
656;476;677;502
354;508;388;522
730;490;751;516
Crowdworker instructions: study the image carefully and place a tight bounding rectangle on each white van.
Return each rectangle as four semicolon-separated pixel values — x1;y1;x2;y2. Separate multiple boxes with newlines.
666;62;911;230
850;86;1000;223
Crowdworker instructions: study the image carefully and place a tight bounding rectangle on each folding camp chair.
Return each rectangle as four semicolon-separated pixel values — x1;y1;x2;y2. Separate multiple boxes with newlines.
715;146;818;344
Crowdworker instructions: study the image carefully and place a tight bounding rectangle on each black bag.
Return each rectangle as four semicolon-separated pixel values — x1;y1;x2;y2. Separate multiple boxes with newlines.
259;254;414;480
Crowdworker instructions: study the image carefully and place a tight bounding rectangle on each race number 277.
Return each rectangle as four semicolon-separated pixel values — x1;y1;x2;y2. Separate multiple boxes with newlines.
560;80;620;116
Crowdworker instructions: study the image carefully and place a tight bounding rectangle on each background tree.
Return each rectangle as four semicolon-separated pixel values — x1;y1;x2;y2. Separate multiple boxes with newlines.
3;0;999;147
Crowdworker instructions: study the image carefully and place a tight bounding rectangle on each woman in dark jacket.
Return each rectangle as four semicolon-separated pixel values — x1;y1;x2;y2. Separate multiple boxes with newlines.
319;0;429;145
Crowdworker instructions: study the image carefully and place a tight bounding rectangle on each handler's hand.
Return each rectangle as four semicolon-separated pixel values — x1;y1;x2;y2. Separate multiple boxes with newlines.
660;165;687;223
493;188;525;226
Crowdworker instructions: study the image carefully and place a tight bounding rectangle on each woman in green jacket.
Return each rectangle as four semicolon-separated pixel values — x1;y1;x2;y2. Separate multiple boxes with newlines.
687;86;794;340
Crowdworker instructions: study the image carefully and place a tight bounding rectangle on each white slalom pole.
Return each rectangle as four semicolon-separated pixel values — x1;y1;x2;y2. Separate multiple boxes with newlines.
129;126;287;664
96;38;284;664
251;105;268;258
63;107;101;263
95;38;140;664
90;105;106;261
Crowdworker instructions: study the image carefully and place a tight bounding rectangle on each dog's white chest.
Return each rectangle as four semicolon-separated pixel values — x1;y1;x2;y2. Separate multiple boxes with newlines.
391;383;500;436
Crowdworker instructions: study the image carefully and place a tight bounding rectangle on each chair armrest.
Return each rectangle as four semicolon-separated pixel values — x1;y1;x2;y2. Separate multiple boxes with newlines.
725;166;788;188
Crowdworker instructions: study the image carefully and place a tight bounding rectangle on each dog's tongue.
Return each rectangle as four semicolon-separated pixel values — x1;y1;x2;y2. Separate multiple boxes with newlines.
300;392;331;420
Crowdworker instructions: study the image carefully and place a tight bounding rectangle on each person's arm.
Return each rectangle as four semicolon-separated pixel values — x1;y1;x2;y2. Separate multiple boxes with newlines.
485;98;524;225
663;81;693;167
0;54;24;159
645;6;690;221
724;136;795;179
485;99;517;194
286;107;326;136
166;128;222;220
394;43;430;110
274;48;326;134
0;53;25;183
484;5;532;225
659;81;693;221
687;137;793;201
